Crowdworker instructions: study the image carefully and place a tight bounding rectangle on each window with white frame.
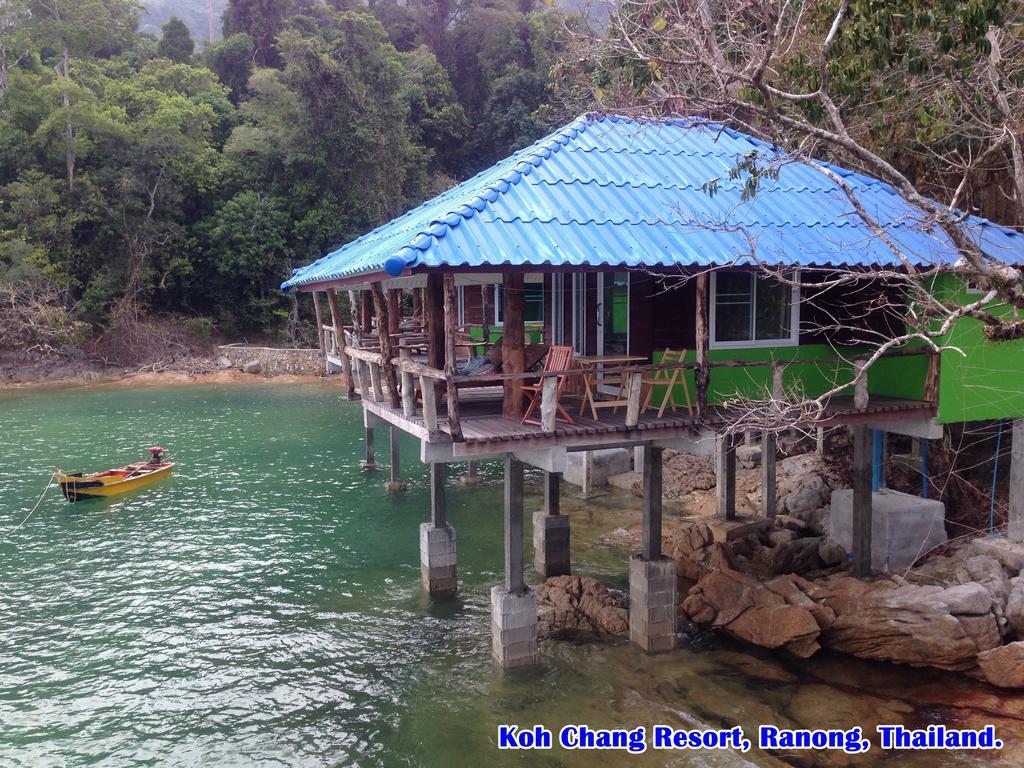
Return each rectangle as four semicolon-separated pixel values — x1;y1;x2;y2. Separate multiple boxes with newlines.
495;281;544;324
710;271;799;348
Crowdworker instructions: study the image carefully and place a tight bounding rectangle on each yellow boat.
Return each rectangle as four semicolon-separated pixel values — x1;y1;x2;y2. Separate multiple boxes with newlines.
56;447;174;502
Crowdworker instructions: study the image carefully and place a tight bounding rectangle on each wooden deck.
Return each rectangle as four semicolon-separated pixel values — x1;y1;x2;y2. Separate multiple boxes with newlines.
361;388;937;457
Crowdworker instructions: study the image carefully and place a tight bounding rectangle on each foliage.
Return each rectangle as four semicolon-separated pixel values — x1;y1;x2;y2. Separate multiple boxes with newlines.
0;0;573;356
157;16;195;63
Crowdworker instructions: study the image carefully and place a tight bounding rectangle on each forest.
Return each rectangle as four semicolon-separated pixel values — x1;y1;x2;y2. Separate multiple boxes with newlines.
0;0;576;359
1;0;1021;364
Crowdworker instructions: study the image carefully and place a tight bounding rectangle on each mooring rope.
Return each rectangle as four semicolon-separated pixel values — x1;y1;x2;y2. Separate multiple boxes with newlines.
6;471;57;537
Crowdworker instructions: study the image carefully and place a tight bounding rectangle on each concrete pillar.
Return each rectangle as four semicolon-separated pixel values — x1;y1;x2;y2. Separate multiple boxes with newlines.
360;426;379;471
533;471;569;577
715;432;736;520
493;456;538;667
385;426;407;492
1010;420;1024;542
851;425;873;578
761;431;777;518
460;459;484;486
420;463;456;594
630;445;675;653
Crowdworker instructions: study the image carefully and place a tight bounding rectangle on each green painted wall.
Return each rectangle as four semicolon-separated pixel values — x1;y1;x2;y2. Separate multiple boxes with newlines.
648;345;925;409
927;273;1024;423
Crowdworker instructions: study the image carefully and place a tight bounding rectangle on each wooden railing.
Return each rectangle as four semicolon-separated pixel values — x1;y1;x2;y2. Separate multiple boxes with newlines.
338;337;939;444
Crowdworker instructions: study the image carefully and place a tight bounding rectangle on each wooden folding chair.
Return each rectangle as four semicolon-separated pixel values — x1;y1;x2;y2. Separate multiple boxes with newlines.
641;348;693;418
521;345;576;426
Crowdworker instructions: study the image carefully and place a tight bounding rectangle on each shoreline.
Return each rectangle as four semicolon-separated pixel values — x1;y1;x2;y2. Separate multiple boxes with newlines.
0;367;343;393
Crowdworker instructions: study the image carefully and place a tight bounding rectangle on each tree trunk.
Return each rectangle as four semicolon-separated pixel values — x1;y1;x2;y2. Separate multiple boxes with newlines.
502;272;525;419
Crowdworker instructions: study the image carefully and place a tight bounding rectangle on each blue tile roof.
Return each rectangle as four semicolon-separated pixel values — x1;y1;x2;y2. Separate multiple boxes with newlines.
282;114;1024;289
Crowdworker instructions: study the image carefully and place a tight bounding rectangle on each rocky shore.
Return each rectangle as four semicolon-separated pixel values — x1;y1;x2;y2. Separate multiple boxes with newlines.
537;448;1024;690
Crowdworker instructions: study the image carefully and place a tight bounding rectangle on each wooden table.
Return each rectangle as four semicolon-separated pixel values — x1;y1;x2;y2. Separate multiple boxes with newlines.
576;354;648;420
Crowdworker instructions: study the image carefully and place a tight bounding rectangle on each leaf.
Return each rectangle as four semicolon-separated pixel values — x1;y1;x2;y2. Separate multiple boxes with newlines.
651;16;668;32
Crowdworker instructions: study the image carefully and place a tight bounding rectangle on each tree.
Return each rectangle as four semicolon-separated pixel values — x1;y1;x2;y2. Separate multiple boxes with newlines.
565;0;1024;425
157;16;195;63
221;0;291;67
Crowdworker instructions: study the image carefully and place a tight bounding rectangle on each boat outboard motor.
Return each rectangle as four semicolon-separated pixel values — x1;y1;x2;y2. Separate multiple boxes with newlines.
148;446;166;464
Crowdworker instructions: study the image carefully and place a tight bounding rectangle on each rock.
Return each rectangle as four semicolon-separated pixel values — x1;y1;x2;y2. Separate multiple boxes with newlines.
535;575;628;638
1006;576;1024;638
770;536;823;576
819;575;1002;671
818;539;848;567
681;567;826;657
977;642;1024;688
215;355;232;369
663;521;716;581
735;444;761;469
775;514;809;533
968;538;1024;575
242;359;262;374
768;529;798;547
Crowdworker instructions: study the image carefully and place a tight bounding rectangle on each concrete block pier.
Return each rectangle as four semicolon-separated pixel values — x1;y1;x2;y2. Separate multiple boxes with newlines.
490;586;539;668
831;488;946;572
628;555;677;653
420;523;457;593
492;456;539;668
533;471;570;577
629;445;677;653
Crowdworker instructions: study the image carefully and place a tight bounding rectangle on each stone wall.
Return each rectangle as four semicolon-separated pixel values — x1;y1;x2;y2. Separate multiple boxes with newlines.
216;344;325;377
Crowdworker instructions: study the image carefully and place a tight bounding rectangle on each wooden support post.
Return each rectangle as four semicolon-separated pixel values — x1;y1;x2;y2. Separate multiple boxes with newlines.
816;426;826;456
442;273;464;442
771;363;785;400
540;375;557;433
327;289;355;398
545;470;560;516
854;361;869;410
359;289;373;334
502;272;525;420
715;432;736;520
421;377;438;435
431;462;446;526
425;274;445;370
387;288;402;336
371;282;400;408
368;361;383;402
1010;420;1024;542
641;445;663;560
924;350;940;403
480;284;491;349
761;431;777;518
504;455;525;594
851;424;873;577
411;288;422;323
400;348;415;418
312;291;325;353
694;272;710;421
625;370;643;427
385;426;407;492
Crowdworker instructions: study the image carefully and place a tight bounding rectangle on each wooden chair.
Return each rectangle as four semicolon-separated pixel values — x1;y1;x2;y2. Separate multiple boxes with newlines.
641;348;693;418
521;345;576;426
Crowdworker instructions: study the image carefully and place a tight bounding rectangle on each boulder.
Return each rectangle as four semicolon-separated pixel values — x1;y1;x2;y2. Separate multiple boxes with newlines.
770;536;824;576
681;567;827;657
242;359;262;374
215;355;232;369
768;529;798;547
535;575;628;638
1006;576;1024;638
735;444;761;469
977;642;1024;688
663;521;717;581
818;539;848;567
819;575;1002;671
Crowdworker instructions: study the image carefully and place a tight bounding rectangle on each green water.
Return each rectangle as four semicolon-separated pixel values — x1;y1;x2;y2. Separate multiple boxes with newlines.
2;383;1022;767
